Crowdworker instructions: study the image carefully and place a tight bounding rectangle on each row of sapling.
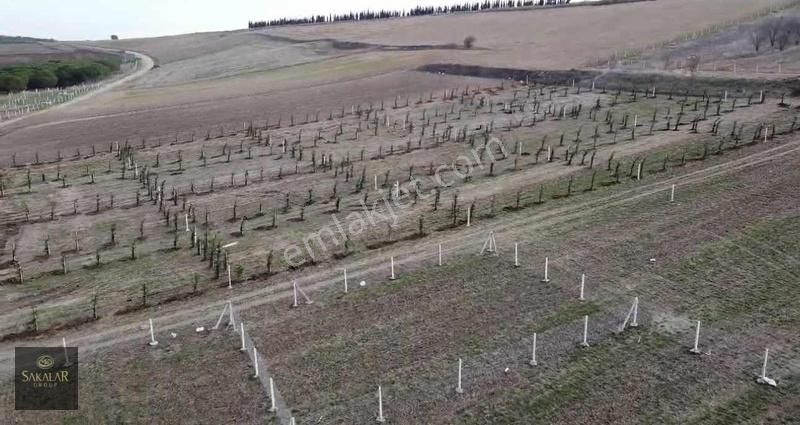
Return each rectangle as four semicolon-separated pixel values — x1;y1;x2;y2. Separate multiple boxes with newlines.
8;116;794;338
2;88;722;226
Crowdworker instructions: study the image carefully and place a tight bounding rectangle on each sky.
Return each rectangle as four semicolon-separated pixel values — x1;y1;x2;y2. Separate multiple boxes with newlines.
1;0;593;41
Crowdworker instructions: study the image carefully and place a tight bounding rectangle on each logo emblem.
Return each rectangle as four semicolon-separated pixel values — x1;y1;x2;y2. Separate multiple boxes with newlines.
36;355;55;370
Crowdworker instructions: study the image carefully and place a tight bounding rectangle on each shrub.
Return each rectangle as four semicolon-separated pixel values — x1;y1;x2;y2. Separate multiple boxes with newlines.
464;35;476;49
27;69;58;89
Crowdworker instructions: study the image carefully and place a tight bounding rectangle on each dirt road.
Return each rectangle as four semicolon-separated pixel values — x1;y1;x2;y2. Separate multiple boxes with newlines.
0;48;154;131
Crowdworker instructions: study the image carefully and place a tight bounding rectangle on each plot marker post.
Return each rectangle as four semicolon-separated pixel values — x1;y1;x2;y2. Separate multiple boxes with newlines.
529;333;538;366
670;184;676;202
456;358;464;394
580;315;590;347
514;243;520;267
269;377;277;411
579;274;585;301
240;322;246;351
376;385;386;423
757;348;777;387
253;347;259;378
343;268;348;293
62;337;72;366
541;257;550;283
438;244;443;266
148;318;158;346
689;320;702;354
390;256;396;280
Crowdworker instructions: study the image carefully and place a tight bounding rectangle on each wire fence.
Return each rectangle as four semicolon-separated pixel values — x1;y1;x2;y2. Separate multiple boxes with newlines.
229;303;293;425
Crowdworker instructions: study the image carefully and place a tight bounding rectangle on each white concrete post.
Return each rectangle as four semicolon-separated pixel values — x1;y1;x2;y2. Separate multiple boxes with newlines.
253;347;259;378
579;274;585;301
529;333;538;366
374;175;378;191
185;214;189;232
541;257;550;282
456;358;464;393
343;268;348;293
269;377;277;412
390;256;396;280
581;315;590;347
466;206;471;227
756;348;777;386
438;244;443;267
227;264;232;289
63;337;71;366
724;90;728;102
631;297;639;327
292;281;299;307
376;385;386;422
148;318;158;346
689;320;701;354
633;114;638;128
670;184;676;202
240;322;246;351
514;243;519;267
636;163;643;181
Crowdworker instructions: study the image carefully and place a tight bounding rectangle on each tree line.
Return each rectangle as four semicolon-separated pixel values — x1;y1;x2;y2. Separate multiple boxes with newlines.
749;15;800;53
0;59;120;93
248;0;570;29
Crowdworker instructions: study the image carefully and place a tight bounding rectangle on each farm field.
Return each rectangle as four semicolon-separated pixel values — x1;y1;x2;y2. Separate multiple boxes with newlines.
1;0;800;423
0;326;270;424
2;0;797;157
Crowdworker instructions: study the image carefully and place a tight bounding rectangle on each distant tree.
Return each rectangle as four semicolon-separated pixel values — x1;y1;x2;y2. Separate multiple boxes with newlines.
464;35;476;49
27;69;58;89
685;55;700;73
777;28;791;51
766;17;784;48
0;73;27;93
750;28;764;52
110;35;119;40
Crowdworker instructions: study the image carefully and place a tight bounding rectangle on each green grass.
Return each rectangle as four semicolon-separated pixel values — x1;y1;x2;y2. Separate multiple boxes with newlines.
670;215;800;326
690;377;800;425
461;329;673;424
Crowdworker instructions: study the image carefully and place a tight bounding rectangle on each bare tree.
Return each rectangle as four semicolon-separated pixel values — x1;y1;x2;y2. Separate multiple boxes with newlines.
777;28;791;51
750;29;764;52
685;55;701;73
766;17;784;48
786;17;800;45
